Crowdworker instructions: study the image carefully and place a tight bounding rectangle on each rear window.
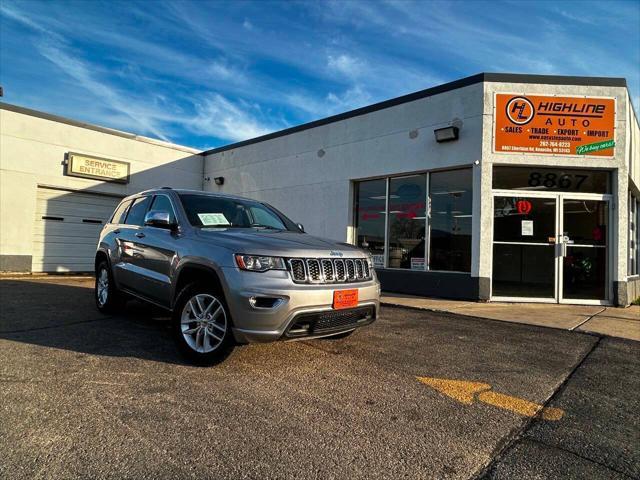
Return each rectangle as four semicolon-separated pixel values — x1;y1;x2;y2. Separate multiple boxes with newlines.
111;200;131;224
124;196;152;226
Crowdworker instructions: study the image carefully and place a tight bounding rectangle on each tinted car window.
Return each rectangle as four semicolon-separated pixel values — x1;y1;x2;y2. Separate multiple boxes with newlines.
249;205;286;230
111;200;131;224
150;195;176;224
179;194;296;231
125;196;152;226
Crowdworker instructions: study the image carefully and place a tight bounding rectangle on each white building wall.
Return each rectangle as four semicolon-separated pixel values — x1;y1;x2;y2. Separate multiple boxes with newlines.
0;105;203;271
204;83;484;273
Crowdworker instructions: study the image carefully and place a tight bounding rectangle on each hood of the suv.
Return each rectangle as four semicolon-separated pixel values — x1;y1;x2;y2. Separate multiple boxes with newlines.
193;228;364;257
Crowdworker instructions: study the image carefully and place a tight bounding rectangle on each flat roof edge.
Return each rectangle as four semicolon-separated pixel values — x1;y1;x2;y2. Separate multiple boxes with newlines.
0;102;201;154
483;72;626;88
203;72;627;156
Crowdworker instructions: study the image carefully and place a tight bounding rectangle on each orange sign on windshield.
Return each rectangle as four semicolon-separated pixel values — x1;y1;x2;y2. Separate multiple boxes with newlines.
494;94;616;157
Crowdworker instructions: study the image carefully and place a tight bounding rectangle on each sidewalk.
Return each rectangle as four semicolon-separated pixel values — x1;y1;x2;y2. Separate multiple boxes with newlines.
381;294;640;341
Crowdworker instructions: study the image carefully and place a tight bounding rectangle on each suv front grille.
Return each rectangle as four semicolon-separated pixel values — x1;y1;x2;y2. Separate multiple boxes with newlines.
285;306;376;338
307;259;321;282
287;257;373;284
321;259;334;281
290;259;306;282
345;259;356;281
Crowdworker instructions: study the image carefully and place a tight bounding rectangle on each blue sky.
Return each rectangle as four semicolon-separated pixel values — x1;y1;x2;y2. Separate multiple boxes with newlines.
1;0;638;150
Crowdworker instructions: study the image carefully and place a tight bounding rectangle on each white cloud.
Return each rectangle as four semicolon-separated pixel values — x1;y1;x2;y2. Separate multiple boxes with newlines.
189;94;278;142
3;0;637;150
37;41;172;141
286;85;372;118
326;85;371;111
1;5;173;141
327;54;366;78
0;3;61;39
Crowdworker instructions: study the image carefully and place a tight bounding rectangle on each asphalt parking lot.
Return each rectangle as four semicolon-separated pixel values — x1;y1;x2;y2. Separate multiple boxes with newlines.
1;277;638;479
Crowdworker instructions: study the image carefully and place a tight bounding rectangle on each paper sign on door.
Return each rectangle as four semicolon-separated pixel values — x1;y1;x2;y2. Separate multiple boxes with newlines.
521;220;533;236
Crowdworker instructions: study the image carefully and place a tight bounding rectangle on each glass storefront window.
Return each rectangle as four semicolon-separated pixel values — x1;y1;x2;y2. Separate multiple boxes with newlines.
631;195;638;276
353;168;473;273
387;175;427;270
355;179;386;268
429;169;472;272
493;166;610;194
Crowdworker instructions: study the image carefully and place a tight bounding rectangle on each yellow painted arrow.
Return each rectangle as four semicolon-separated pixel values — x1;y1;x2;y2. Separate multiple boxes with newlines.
417;377;564;421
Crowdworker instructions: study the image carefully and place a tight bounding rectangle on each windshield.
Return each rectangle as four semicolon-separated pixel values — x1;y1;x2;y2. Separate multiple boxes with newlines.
178;194;299;231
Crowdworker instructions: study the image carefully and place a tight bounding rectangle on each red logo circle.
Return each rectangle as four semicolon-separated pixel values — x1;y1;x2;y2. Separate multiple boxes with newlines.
516;200;532;215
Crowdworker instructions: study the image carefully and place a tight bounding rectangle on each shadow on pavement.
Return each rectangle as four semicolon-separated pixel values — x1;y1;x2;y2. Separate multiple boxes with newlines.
0;279;185;365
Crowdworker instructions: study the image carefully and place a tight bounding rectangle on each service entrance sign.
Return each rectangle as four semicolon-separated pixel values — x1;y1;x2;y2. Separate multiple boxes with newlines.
66;153;130;183
494;94;616;157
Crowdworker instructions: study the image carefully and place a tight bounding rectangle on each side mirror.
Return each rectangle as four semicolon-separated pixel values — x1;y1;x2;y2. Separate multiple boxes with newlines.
144;210;174;229
297;223;305;233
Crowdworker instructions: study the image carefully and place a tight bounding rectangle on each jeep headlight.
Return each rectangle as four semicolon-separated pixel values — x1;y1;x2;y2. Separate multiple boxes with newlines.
235;254;286;272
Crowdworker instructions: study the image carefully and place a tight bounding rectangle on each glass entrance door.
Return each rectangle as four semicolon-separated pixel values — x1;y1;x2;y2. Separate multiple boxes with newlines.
492;193;611;304
492;195;558;300
560;199;609;303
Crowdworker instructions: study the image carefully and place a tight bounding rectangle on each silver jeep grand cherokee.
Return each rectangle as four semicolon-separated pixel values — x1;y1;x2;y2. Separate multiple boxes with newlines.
95;188;380;365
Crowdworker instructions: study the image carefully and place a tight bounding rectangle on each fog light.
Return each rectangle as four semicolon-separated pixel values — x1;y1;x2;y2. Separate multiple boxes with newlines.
249;296;285;309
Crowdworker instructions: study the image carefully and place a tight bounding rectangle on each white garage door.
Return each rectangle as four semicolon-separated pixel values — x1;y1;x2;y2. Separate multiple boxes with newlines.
32;187;122;272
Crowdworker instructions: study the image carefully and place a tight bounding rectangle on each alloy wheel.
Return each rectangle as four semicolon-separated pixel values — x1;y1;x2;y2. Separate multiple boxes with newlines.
180;294;227;353
97;268;109;306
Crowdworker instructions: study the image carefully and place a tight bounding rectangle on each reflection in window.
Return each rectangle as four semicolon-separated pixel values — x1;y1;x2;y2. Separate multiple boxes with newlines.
355;179;386;268
493;197;556;244
150;195;176;224
629;196;638;276
429;169;472;272
493;167;610;194
388;175;426;270
125;196;152;226
352;168;473;273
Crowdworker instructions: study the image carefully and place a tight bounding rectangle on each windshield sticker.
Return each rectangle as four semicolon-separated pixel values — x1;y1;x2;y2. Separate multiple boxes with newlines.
197;213;231;226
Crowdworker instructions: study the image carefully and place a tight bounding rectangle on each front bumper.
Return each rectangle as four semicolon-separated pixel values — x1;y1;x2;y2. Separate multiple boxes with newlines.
219;266;380;343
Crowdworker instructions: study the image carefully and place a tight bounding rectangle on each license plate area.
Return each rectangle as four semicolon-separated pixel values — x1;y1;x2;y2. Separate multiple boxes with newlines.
333;289;358;310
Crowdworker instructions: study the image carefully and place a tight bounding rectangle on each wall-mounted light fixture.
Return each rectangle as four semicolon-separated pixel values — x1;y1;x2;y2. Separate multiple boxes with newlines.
434;126;459;143
214;176;225;186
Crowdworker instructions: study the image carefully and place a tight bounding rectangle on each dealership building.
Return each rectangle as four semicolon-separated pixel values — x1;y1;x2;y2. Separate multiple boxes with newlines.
1;73;639;305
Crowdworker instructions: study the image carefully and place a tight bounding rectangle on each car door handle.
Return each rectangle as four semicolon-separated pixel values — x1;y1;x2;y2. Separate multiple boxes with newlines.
135;232;146;239
113;229;121;234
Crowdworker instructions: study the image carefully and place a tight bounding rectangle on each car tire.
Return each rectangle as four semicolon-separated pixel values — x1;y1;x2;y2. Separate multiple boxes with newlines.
322;329;356;340
95;260;124;313
172;283;235;366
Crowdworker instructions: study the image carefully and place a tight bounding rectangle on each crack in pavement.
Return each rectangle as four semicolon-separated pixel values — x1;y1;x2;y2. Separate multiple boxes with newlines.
521;437;637;479
570;307;607;331
471;335;604;479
